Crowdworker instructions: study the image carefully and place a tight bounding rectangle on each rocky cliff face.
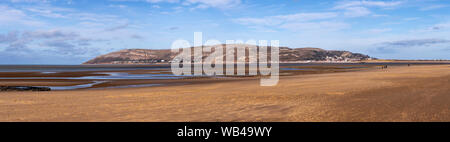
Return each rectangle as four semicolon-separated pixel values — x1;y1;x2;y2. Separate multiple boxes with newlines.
83;44;372;64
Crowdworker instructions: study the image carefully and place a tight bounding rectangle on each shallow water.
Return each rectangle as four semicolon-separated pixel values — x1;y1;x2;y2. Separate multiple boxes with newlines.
0;65;170;72
43;81;107;91
46;82;163;91
0;72;203;80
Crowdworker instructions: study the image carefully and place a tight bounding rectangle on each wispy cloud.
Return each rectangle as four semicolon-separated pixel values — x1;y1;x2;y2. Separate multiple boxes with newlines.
182;0;241;9
370;38;450;55
22;30;79;40
333;0;404;9
10;0;50;3
343;6;371;17
233;12;346;32
279;21;349;31
104;23;129;32
0;31;19;44
0;29;105;57
422;22;450;31
23;5;74;18
42;39;75;49
234;12;338;26
333;0;404;17
367;28;391;34
381;39;450;47
112;0;240;9
130;34;144;39
108;4;128;9
168;26;179;30
0;5;46;26
145;0;180;3
420;4;447;11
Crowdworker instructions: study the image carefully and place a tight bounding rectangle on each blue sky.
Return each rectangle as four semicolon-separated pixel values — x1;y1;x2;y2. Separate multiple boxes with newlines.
0;0;449;64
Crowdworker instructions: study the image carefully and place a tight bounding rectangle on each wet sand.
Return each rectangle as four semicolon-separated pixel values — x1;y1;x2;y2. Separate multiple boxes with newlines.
0;64;377;89
0;65;449;121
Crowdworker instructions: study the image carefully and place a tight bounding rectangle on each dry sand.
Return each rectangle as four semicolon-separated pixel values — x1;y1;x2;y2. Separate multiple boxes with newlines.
0;65;449;122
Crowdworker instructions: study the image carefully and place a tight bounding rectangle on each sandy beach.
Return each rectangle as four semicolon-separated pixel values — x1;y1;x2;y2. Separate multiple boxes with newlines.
0;64;449;122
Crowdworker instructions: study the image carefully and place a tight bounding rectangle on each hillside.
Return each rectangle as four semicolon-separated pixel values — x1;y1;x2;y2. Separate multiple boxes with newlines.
83;44;372;64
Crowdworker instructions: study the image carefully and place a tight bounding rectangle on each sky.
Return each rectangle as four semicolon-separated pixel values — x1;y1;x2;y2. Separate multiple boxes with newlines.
0;0;449;64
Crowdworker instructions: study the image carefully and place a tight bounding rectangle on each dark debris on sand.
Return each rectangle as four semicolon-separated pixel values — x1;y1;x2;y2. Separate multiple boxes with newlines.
0;86;51;91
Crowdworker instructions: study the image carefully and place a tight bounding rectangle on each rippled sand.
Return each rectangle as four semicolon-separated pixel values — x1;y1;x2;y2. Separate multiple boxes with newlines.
0;65;449;121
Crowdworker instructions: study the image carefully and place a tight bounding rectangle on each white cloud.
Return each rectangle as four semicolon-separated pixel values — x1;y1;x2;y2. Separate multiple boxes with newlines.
333;0;403;9
109;4;128;9
0;5;26;21
343;6;371;17
10;0;50;3
143;0;240;9
110;0;241;11
403;17;420;21
20;5;75;19
0;29;108;57
146;0;179;3
333;0;403;17
0;5;46;26
26;8;68;18
183;0;241;8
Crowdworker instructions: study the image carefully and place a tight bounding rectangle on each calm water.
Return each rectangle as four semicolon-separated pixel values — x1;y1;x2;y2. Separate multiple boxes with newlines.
0;72;184;80
0;65;170;72
45;81;107;90
0;65;176;90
